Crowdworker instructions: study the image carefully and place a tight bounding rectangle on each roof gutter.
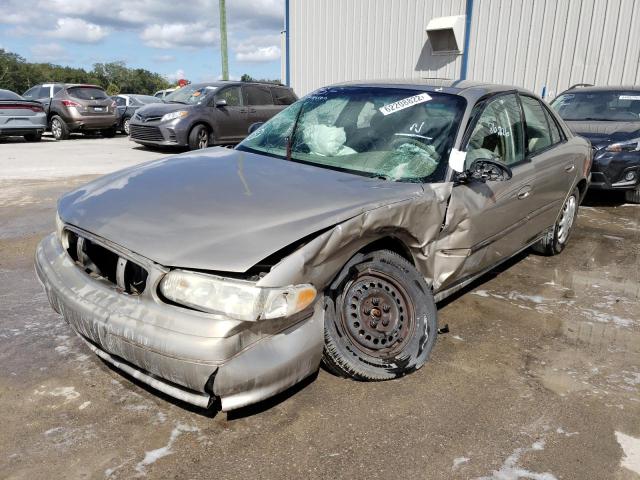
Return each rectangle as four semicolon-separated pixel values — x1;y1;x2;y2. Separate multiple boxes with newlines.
460;0;474;80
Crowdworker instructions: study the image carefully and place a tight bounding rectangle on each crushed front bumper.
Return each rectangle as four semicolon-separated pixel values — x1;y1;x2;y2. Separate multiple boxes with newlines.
590;151;640;190
35;233;324;411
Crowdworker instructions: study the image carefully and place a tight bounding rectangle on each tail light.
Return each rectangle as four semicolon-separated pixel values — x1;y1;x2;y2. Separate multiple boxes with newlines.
0;103;44;112
62;100;82;108
30;104;44;113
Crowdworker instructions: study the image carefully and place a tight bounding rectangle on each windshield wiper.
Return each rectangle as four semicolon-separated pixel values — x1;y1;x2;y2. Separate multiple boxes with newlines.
286;103;306;161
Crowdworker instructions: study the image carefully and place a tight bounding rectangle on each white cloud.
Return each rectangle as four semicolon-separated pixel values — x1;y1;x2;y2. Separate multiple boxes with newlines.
235;35;281;63
29;43;70;63
141;22;218;49
48;18;109;43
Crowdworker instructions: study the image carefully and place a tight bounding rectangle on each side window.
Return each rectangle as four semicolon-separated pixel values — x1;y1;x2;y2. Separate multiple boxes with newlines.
115;97;126;107
466;94;525;166
543;107;562;144
23;86;39;99
271;87;296;105
38;86;51;99
53;85;63;96
243;85;273;106
216;86;241;106
520;96;553;155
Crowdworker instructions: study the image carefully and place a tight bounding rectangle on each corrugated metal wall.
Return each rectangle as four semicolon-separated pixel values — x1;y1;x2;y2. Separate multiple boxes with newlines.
288;0;640;98
467;0;640;98
288;0;466;95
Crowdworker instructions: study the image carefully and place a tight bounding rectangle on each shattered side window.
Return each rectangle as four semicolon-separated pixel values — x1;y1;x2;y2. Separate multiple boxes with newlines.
238;87;466;182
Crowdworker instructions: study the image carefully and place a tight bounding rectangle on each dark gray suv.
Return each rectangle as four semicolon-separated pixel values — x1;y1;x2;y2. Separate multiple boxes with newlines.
129;81;297;150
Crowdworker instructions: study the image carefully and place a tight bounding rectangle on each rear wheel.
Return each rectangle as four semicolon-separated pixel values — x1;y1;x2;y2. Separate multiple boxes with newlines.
122;117;131;135
624;186;640;204
50;115;69;141
24;132;42;142
322;250;438;381
533;187;579;255
188;124;210;150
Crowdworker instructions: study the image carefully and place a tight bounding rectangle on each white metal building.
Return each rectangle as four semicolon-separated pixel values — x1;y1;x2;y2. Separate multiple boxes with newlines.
282;0;640;98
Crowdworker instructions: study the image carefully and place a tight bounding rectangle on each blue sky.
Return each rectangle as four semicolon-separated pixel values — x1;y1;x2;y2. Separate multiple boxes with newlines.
0;0;284;83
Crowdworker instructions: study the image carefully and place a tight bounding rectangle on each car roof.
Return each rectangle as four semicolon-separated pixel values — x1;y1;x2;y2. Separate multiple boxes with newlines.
330;78;537;102
559;85;640;94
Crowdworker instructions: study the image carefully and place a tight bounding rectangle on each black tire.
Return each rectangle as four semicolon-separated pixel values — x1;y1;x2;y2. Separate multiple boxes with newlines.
322;250;438;381
122;117;131;135
188;124;210;150
101;127;117;138
624;186;640;204
50;115;69;141
24;132;42;142
532;187;579;255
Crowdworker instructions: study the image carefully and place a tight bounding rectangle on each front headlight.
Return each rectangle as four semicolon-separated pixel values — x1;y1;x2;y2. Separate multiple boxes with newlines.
161;110;189;122
606;137;640;152
159;270;317;321
55;212;70;249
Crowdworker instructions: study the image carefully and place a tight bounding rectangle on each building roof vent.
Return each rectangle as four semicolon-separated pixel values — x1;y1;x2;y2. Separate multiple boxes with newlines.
426;15;466;55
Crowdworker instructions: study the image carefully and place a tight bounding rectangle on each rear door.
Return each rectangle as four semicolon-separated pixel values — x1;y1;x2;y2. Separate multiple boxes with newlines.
242;85;279;124
435;93;541;290
212;86;246;142
519;94;576;231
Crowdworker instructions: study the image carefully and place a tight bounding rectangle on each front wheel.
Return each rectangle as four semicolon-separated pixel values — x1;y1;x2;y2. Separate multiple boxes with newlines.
533;187;579;255
322;250;438;381
188;124;210;150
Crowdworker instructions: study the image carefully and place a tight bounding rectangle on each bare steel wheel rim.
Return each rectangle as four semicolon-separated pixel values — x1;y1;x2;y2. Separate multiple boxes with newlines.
52;119;61;138
124;118;130;135
340;270;416;358
558;195;576;244
197;130;208;149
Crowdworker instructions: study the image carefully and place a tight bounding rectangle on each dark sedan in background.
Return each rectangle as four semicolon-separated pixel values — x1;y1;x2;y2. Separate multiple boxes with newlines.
112;94;161;135
552;86;640;203
0;89;47;141
129;81;297;150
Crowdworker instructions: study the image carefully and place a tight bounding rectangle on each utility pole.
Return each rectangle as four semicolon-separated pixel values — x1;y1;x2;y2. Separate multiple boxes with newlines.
219;0;229;80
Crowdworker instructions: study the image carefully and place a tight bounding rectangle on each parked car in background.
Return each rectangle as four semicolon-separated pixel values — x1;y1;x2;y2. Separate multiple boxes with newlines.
153;88;176;99
22;83;118;141
129;81;297;150
37;81;590;411
551;85;640;203
112;94;161;135
0;89;46;141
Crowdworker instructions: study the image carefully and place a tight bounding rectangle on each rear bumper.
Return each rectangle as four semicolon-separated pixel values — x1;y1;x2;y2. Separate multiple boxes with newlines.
0;113;46;136
35;233;324;411
65;115;118;131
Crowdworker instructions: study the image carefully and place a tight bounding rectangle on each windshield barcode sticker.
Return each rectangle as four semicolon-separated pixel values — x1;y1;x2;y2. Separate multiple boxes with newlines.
379;93;432;116
619;95;640;101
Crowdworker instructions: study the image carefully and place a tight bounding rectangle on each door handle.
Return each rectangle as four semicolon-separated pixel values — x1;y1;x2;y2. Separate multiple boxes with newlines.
517;186;532;199
564;163;575;172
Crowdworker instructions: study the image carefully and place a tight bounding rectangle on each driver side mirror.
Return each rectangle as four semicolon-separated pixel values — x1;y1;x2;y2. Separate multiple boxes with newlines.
248;122;264;134
461;158;513;183
215;99;227;108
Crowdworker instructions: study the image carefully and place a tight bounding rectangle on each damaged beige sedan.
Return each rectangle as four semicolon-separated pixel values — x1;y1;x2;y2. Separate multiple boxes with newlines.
36;80;591;411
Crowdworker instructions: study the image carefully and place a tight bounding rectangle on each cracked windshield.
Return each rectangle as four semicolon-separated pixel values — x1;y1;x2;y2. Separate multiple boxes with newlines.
238;87;466;181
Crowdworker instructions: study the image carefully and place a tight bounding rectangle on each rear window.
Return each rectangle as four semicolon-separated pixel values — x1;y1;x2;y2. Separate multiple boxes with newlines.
67;86;108;100
271;87;297;105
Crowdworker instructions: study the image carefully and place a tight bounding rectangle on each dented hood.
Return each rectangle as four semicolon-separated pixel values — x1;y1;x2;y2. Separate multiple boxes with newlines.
58;148;424;272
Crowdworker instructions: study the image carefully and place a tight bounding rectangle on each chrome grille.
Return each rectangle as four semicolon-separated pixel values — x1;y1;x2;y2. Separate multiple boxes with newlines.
65;230;148;295
130;124;164;142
